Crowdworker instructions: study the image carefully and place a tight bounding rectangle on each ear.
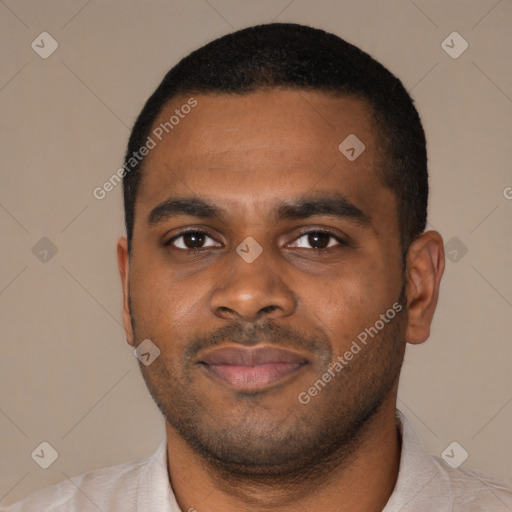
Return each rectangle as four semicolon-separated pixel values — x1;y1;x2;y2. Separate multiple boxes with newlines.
117;237;135;346
404;230;445;345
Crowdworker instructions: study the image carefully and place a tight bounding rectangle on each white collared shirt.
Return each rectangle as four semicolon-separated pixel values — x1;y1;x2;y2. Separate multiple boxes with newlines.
3;410;511;511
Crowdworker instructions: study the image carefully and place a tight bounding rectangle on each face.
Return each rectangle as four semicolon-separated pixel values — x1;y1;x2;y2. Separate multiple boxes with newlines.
120;89;411;476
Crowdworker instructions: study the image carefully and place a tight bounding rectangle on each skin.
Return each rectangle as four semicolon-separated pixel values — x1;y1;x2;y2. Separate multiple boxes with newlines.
117;89;445;512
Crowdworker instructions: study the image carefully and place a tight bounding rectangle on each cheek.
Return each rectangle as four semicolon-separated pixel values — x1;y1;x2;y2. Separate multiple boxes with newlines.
315;261;399;344
129;264;199;339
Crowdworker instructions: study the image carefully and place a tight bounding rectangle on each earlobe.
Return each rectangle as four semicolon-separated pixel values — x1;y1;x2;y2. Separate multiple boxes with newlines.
117;237;135;346
404;231;445;345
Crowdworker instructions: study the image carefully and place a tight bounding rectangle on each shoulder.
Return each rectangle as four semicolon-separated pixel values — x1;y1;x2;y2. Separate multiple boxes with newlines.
389;410;512;511
431;456;512;510
1;454;152;512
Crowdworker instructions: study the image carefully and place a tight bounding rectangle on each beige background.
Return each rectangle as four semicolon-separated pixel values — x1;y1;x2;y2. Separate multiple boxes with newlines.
1;0;511;506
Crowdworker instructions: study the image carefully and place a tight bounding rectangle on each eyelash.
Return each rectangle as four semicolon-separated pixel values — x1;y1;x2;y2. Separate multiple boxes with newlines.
164;228;347;254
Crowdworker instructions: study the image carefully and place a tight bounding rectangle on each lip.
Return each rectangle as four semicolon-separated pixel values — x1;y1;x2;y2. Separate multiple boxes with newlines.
198;345;308;391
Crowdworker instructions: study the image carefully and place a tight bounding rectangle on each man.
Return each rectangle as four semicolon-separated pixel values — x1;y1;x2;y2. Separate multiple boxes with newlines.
5;22;512;512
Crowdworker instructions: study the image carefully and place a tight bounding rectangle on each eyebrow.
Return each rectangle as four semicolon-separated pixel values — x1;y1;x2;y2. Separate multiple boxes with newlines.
147;194;371;227
275;195;371;226
148;198;226;225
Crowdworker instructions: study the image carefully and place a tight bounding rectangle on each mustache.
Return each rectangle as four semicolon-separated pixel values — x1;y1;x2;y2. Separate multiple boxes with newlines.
128;292;329;360
183;321;332;363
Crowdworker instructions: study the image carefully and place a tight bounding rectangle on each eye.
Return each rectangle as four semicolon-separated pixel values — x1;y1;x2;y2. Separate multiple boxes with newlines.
289;230;346;250
165;229;346;252
166;230;221;250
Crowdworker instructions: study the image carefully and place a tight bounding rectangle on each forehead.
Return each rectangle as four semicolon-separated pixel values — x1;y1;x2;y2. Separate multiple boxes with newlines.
135;89;393;226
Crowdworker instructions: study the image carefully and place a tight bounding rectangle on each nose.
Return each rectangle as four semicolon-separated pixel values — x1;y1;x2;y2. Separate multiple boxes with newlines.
210;245;296;324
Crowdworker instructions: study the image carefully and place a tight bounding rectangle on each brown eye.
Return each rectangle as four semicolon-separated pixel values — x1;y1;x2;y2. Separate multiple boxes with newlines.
166;231;220;250
182;232;206;249
306;232;331;249
290;230;345;250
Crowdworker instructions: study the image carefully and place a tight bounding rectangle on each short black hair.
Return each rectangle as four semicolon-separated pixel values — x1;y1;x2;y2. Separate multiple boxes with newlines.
123;22;427;257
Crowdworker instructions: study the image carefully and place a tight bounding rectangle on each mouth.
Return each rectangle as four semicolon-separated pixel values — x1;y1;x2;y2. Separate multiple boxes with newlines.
198;345;309;391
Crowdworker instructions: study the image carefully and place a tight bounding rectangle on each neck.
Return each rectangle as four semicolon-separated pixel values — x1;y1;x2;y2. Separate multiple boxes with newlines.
166;395;402;512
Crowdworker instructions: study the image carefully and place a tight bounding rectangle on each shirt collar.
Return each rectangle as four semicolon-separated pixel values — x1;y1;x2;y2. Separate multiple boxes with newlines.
382;409;449;512
137;440;182;512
